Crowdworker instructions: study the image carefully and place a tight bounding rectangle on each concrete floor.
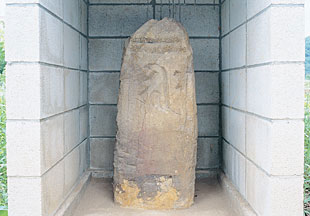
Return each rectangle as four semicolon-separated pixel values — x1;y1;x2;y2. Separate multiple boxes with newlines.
73;178;237;216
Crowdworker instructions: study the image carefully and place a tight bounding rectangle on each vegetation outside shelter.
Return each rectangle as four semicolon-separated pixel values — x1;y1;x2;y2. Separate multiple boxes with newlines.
0;20;7;216
306;37;310;79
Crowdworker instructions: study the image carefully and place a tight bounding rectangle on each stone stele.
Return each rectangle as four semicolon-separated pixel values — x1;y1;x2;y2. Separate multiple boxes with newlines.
114;18;198;210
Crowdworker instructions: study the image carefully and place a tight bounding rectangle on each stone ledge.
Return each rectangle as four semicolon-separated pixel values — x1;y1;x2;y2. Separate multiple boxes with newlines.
219;172;257;216
54;171;91;216
91;169;113;178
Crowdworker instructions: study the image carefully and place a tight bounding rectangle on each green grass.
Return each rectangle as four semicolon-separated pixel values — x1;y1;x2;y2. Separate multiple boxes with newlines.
0;211;7;216
305;84;310;215
0;72;6;209
0;22;6;210
0;21;6;210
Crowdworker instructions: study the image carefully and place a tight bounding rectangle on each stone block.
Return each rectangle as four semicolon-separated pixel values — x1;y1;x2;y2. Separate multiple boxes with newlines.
268;175;304;216
247;64;304;119
229;0;246;30
90;105;117;137
247;0;270;19
221;35;230;70
41;0;63;18
269;6;304;62
246;160;303;216
197;105;219;136
64;109;80;154
41;114;65;173
246;160;269;216
269;120;304;176
230;147;246;198
64;147;80;196
247;6;304;65
157;0;219;3
89;5;152;37
6;64;41;120
40;65;65;118
229;109;245;154
42;160;65;216
196;138;219;169
80;35;88;71
190;39;219;71
7;120;41;176
7;115;65;176
80;71;88;106
89;0;218;3
221;106;230;140
79;105;89;142
6;4;65;64
272;0;304;3
222;140;245;197
246;114;304;176
229;69;246;110
246;9;271;66
247;0;304;19
80;0;87;35
195;72;219;104
89;0;149;3
229;25;246;69
89;72;120;104
90;138;115;170
8;177;42;216
64;25;80;69
222;140;232;178
5;0;63;18
221;71;229;106
89;39;125;71
7;64;65;119
5;5;40;62
5;0;41;3
221;0;229;36
246;115;271;174
40;7;64;66
79;139;89;176
155;5;219;37
64;0;80;30
64;69;80;111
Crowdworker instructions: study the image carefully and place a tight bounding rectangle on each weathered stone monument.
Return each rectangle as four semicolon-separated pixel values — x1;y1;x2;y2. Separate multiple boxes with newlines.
113;18;198;210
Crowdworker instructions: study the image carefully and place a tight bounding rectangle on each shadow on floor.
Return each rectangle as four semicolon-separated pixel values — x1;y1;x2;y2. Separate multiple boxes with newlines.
73;177;237;216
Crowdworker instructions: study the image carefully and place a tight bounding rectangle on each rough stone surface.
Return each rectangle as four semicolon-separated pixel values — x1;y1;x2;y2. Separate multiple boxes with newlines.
114;18;198;210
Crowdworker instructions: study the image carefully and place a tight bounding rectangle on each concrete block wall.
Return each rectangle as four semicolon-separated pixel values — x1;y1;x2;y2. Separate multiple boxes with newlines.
5;0;89;215
5;1;305;215
88;0;221;175
221;0;304;215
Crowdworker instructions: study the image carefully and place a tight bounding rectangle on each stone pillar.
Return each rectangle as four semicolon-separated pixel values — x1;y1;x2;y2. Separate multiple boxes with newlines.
114;18;198;210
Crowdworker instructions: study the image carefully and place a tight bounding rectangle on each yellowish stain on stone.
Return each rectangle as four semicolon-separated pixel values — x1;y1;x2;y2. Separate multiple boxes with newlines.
114;180;142;207
114;178;180;210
